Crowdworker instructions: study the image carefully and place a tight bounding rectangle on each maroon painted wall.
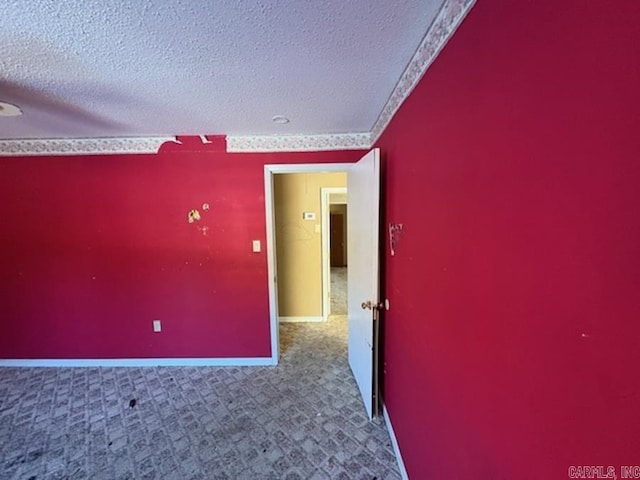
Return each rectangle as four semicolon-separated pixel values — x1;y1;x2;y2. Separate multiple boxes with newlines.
377;1;640;478
0;138;362;358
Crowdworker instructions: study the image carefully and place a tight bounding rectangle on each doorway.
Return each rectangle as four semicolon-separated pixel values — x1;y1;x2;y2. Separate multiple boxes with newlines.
264;163;351;362
321;187;348;319
264;149;381;418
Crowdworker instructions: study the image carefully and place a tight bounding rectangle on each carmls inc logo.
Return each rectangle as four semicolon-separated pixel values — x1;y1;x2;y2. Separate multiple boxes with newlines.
568;466;640;479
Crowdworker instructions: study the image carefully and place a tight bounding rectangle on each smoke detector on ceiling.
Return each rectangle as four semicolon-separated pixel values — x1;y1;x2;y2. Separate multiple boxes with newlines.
0;102;22;117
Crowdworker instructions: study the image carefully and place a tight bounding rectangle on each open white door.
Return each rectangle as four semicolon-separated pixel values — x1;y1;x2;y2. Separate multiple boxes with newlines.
347;148;381;419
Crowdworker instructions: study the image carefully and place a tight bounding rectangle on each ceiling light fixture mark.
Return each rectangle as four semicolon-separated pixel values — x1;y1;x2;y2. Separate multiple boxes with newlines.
0;102;22;117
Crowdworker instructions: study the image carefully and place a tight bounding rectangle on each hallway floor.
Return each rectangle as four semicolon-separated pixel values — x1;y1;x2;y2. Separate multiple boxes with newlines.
330;267;347;315
0;316;400;479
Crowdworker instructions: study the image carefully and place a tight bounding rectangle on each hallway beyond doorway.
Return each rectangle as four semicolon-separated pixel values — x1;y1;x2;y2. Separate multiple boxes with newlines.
330;266;347;315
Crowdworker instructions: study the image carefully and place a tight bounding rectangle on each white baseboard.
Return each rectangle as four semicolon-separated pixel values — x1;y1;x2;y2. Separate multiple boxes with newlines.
279;316;324;323
0;357;276;368
383;402;410;480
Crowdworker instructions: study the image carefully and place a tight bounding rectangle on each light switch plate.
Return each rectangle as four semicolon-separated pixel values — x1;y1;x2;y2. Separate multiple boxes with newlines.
153;320;162;332
252;240;261;252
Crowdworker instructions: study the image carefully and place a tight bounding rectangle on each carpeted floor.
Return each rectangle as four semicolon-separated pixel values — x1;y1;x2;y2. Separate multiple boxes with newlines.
0;315;400;480
330;267;347;315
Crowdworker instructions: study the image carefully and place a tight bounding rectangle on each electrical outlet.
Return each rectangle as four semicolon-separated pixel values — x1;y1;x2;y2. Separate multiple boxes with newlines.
153;320;162;332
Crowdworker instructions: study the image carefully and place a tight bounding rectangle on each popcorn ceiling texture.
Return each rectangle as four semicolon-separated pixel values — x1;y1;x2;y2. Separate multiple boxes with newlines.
1;0;444;140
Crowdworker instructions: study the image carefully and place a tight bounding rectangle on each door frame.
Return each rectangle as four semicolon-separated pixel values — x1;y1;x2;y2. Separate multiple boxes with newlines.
321;187;348;321
264;163;352;364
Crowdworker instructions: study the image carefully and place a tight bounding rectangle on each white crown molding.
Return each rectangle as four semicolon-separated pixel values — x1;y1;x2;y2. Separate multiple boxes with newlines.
370;0;476;144
227;133;371;152
0;134;369;155
0;137;176;156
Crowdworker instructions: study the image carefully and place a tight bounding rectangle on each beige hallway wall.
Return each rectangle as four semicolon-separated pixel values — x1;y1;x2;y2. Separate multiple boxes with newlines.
274;172;347;318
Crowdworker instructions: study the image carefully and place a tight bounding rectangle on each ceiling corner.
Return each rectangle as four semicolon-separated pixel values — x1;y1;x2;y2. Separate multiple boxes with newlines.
369;0;476;145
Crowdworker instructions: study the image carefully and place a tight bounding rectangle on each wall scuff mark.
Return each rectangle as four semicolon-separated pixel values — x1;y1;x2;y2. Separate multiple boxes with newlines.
188;209;201;223
389;223;404;256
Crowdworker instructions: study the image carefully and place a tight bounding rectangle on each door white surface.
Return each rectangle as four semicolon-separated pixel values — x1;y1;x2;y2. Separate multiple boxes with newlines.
347;148;380;419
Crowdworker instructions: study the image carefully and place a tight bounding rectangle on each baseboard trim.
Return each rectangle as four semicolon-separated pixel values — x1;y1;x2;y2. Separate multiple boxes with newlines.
278;316;324;323
383;402;410;480
0;357;276;368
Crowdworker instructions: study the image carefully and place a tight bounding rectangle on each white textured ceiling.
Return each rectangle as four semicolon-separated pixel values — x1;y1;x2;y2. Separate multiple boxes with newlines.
0;0;446;140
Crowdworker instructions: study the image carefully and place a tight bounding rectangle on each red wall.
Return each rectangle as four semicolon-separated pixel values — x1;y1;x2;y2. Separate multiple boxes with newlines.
0;138;362;358
377;1;640;478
